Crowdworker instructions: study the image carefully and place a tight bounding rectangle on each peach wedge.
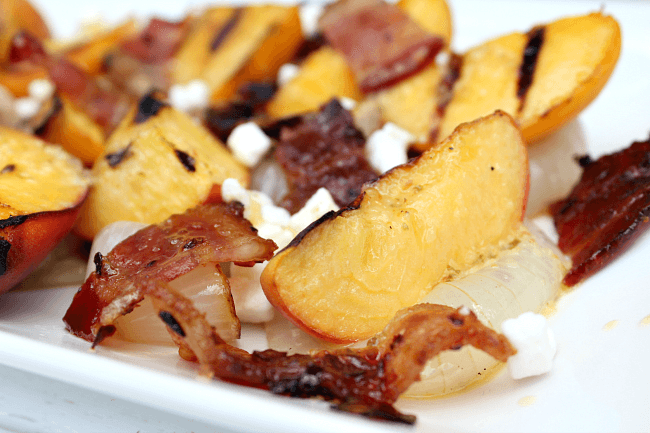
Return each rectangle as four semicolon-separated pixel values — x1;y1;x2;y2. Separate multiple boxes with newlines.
0;127;89;295
261;111;529;343
435;12;621;144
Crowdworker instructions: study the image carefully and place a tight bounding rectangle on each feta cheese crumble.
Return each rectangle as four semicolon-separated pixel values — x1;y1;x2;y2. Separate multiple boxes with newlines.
226;122;272;167
277;63;301;86
366;122;415;174
501;311;557;379
338;96;357;111
299;3;325;37
222;179;339;322
168;79;209;113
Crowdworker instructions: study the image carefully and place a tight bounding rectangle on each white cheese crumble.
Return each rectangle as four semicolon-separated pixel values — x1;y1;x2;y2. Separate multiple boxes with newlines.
28;79;55;101
339;96;357;111
222;179;339;322
169;79;209;113
299;3;325;37
14;98;41;119
501;311;557;380
366;122;415;174
226;122;272;167
277;63;301;87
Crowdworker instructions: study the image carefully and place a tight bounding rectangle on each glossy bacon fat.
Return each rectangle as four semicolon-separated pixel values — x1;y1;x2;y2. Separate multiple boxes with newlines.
63;202;277;342
319;0;444;93
551;137;650;286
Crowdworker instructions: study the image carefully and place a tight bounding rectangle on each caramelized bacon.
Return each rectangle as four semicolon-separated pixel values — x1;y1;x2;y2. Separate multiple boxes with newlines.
551;137;650;286
274;99;377;213
319;0;444;93
132;287;515;424
63;202;277;341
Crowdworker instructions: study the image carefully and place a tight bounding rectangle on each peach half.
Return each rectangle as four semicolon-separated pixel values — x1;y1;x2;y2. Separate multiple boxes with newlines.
0;127;90;295
261;111;529;343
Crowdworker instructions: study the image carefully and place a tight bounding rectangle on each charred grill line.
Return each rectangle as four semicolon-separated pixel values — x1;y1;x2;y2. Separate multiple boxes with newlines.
210;8;243;51
174;149;196;172
105;144;133;168
517;26;545;112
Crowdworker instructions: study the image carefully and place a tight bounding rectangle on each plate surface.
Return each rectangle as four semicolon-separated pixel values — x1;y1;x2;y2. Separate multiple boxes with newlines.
3;1;650;432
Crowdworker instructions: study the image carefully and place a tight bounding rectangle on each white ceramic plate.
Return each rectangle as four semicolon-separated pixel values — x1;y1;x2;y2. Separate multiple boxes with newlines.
2;1;650;432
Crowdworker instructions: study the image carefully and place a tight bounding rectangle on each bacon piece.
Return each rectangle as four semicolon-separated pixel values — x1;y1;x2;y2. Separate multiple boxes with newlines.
133;287;515;424
319;0;444;93
62;202;277;342
8;31;130;132
551;137;650;286
120;18;191;64
274;99;377;213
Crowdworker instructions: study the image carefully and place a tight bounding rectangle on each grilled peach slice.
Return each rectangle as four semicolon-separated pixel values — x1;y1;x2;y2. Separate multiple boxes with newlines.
436;12;620;144
75;93;248;240
397;0;452;47
267;47;362;118
0;127;89;295
63;19;138;76
261;111;528;342
202;5;303;102
36;96;105;166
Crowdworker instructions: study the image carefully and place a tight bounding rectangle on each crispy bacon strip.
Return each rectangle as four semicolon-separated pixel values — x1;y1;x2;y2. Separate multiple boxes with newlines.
319;0;444;93
551;137;650;286
275;99;377;213
138;286;515;424
63;202;277;342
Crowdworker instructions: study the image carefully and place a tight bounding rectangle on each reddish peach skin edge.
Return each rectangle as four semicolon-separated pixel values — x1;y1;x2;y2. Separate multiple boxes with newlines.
0;190;88;295
261;112;530;344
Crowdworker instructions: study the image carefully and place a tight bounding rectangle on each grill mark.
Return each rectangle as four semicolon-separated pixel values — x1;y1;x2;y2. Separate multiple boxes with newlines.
0;238;11;276
1;164;15;174
105;143;133;168
517;26;545;112
430;52;463;143
34;95;63;137
134;92;169;124
174;149;196;172
210;8;243;51
0;215;28;229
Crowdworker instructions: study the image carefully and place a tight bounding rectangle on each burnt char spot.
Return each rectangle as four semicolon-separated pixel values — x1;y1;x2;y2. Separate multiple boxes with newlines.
91;325;116;348
145;260;157;268
0;164;15;174
517;26;545;111
0;238;11;276
293;33;327;63
93;252;103;276
449;316;464;326
182;238;203;250
576;154;593;168
134;93;169;124
204;103;254;142
105;144;133;168
238;82;277;108
0;215;28;230
159;311;186;337
211;8;243;51
174;149;196;172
